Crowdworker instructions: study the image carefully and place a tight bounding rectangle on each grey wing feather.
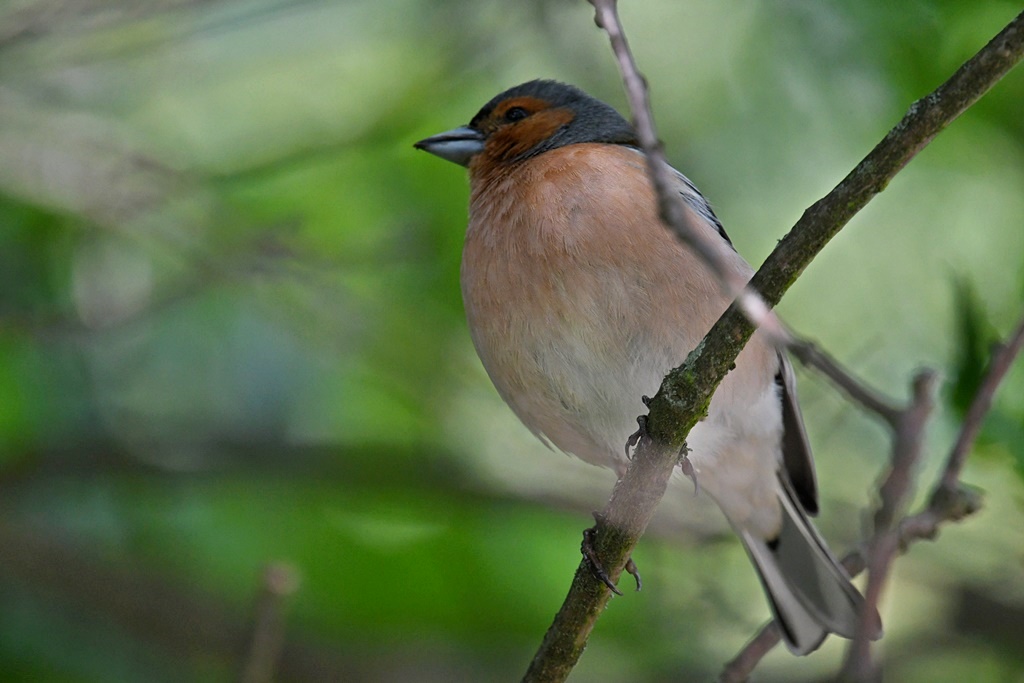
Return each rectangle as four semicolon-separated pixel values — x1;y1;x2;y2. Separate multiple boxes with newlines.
776;352;819;514
740;474;881;655
624;147;734;248
668;166;734;248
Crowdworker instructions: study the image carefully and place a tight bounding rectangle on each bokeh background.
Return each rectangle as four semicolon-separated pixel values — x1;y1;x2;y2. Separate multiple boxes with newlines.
1;1;1023;681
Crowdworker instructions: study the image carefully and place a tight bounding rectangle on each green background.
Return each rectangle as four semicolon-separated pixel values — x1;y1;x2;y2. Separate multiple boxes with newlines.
1;1;1023;681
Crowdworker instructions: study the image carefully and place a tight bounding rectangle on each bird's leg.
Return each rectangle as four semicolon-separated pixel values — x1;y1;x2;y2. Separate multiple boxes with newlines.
623;396;653;459
678;442;699;496
626;407;697;497
581;512;642;595
600;397;653;591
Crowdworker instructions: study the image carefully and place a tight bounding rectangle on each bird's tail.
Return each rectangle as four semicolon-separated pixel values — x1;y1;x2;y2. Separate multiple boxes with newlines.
738;477;883;655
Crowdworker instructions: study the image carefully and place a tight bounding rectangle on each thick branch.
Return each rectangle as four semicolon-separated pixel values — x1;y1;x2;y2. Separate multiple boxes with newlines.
525;5;1024;682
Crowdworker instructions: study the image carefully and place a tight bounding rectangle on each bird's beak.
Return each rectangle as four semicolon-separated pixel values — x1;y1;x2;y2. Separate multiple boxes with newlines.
414;126;485;167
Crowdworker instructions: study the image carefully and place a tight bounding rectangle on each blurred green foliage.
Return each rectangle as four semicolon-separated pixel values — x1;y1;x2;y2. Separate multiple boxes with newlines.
950;277;998;419
0;1;1023;681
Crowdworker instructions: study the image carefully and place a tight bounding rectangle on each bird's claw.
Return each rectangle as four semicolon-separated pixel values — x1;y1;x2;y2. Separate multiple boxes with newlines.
624;556;642;591
581;512;642;595
624;413;649;459
679;444;699;496
581;523;621;595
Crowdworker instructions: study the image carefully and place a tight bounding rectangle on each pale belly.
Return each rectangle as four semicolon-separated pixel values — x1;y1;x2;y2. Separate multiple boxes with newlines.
462;258;784;537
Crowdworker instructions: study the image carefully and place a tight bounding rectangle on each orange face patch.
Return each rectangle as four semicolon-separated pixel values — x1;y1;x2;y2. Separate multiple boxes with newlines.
474;96;576;165
475;96;550;134
486;108;575;162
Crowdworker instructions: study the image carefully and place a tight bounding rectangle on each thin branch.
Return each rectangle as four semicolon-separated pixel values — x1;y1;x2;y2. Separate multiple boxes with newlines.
522;434;681;682
842;370;937;681
239;563;301;683
749;10;1024;310
718;309;1024;682
789;338;903;426
526;5;1024;682
588;0;789;344
719;622;782;683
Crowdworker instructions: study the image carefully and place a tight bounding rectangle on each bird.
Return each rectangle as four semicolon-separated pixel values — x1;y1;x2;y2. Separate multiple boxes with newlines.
414;79;881;655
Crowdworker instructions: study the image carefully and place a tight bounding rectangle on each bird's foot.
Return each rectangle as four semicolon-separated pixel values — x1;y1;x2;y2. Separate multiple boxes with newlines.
624;397;652;459
581;512;642;595
623;416;646;460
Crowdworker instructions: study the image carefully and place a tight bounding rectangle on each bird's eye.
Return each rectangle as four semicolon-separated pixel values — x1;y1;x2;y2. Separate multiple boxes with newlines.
504;106;529;123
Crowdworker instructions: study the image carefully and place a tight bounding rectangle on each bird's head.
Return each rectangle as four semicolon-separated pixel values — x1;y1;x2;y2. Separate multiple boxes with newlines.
414;80;638;170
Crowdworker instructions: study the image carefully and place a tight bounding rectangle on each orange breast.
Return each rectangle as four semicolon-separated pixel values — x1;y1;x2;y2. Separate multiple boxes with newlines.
460;144;740;465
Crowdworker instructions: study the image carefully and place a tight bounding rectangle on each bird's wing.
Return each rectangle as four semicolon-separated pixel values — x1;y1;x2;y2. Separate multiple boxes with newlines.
776;352;819;514
623;147;734;248
667;165;734;248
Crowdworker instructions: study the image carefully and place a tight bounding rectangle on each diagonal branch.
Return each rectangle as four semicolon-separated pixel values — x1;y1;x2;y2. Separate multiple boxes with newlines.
524;5;1024;682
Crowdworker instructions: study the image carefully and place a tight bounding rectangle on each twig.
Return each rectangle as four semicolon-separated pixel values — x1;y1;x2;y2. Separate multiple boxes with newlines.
719;309;1024;682
588;0;788;344
239;562;301;683
789;339;902;426
526;4;1024;682
842;370;937;681
718;622;782;683
748;9;1024;311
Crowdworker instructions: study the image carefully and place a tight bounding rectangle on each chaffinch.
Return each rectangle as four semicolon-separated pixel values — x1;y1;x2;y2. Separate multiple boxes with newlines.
414;79;881;655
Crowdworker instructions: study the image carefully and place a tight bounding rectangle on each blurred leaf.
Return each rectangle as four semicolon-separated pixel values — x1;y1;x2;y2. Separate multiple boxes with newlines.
0;193;74;320
948;275;999;419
